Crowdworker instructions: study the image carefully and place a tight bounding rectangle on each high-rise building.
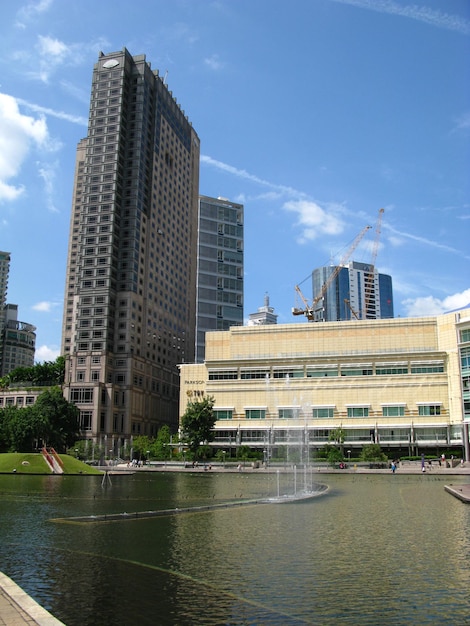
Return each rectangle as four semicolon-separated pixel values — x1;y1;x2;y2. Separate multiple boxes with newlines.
0;304;36;376
312;261;394;322
195;196;243;362
0;253;36;376
247;294;278;326
0;251;10;308
61;48;200;453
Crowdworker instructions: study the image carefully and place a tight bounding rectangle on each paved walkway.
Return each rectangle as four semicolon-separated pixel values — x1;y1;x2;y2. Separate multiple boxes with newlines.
0;572;64;625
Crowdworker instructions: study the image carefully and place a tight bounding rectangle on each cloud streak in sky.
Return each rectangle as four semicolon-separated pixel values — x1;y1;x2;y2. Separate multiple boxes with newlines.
0;93;49;202
201;154;305;199
17;98;88;125
331;0;470;35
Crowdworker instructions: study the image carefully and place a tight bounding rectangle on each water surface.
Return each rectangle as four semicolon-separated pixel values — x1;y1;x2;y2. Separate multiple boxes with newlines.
0;471;469;624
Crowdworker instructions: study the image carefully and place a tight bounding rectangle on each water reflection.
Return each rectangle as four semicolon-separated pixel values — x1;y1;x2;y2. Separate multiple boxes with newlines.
1;472;470;624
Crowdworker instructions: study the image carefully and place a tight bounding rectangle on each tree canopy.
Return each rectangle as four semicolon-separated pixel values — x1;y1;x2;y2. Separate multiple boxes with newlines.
180;396;216;460
0;386;79;453
0;357;65;389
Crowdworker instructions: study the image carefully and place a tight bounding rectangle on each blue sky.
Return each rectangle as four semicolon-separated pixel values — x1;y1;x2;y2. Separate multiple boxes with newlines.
0;0;469;362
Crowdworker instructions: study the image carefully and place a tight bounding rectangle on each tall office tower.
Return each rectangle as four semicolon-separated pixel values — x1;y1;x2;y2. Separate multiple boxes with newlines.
0;304;36;376
248;294;278;326
0;251;10;307
312;261;394;322
195;196;243;362
61;48;200;452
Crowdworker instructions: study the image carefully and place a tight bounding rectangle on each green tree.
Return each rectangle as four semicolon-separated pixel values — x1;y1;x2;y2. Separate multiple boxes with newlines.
32;387;79;452
152;425;171;460
328;427;346;459
324;444;343;465
360;443;388;462
132;435;152;462
0;356;65;389
180;396;215;460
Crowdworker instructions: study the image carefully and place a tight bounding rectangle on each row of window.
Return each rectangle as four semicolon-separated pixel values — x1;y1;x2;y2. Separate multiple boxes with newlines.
215;404;442;420
208;364;445;381
213;426;461;445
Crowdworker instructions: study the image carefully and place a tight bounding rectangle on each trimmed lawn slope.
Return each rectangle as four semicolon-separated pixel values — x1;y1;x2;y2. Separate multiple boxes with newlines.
0;453;102;475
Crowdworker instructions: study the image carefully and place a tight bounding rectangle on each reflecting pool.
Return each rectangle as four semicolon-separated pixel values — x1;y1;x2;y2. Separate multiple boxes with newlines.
1;470;470;625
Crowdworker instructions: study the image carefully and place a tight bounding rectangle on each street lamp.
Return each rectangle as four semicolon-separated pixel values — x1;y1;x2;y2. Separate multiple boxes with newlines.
347;450;351;464
75;448;78;459
147;450;150;465
222;450;226;467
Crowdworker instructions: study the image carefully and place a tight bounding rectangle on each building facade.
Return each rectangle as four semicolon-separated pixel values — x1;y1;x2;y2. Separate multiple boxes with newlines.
0;305;36;376
0;253;36;377
61;48;200;454
195;196;243;363
179;308;470;460
312;261;394;322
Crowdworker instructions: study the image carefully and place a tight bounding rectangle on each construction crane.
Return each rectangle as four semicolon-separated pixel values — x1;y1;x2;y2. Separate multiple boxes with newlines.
363;208;384;319
292;224;372;321
344;298;360;320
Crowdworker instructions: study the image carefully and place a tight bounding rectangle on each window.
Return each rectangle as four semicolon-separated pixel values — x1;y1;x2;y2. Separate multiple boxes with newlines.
461;347;470;370
214;409;233;420
240;369;269;380
347;407;369;418
382;405;405;417
76;371;85;382
91;370;100;381
70;388;94;403
460;329;470;343
80;411;93;431
411;365;444;374
278;408;297;419
245;409;266;419
272;369;303;379
418;404;441;416
341;366;373;376
307;368;338;378
313;407;334;419
377;367;408;375
209;370;238;380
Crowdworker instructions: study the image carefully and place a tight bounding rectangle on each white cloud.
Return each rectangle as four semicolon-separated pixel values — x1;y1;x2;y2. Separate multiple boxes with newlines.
35;344;60;362
32;300;59;312
403;288;470;317
385;223;470;259
17;98;88;126
37;162;59;212
283;200;345;243
331;0;470;35
204;55;225;71
201;154;305;199
16;0;53;26
453;111;470;133
0;93;49;202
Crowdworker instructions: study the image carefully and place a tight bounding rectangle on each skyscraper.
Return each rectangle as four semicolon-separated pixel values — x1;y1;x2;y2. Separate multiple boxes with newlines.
195;196;243;362
312;261;394;322
61;48;200;452
0;252;36;376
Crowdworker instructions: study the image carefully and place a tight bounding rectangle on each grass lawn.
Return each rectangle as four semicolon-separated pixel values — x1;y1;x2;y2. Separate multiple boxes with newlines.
0;453;103;475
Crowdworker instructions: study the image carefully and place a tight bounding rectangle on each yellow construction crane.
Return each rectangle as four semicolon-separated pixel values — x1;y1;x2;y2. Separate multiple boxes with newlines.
363;208;384;319
292;224;372;321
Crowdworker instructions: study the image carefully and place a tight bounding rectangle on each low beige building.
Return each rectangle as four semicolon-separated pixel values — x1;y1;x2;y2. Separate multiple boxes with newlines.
179;307;470;461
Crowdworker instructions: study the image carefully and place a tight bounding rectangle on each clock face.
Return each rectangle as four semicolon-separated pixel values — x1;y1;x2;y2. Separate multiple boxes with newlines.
103;59;119;69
